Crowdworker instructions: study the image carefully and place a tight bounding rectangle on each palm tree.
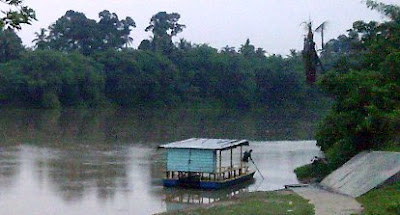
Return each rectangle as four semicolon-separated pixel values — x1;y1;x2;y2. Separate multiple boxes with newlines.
32;28;47;49
122;34;133;48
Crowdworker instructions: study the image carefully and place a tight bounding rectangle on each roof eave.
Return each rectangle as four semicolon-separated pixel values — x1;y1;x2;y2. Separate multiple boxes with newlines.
158;139;249;150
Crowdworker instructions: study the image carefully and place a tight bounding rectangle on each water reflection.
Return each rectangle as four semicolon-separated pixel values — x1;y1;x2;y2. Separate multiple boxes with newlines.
0;147;20;191
0;108;323;214
44;145;130;202
163;181;254;212
0;108;319;145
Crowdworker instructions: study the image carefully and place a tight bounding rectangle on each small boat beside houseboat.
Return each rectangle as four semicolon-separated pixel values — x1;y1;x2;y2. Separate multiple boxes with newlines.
159;138;256;189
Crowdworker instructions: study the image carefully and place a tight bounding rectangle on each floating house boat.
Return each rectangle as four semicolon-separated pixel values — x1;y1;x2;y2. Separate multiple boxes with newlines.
159;138;255;189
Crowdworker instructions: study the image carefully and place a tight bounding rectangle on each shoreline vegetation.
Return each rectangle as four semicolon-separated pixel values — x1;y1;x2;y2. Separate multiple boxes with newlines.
0;47;327;110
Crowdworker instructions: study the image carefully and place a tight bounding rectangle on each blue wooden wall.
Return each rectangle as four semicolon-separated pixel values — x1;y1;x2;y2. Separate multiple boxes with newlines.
167;149;216;173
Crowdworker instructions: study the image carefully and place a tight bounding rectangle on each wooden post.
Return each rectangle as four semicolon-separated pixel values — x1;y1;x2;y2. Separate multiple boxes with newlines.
230;147;233;178
219;150;222;176
240;146;243;175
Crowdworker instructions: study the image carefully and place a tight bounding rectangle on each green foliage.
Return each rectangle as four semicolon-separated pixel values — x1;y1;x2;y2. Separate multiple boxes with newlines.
32;28;47;50
316;1;400;168
41;91;61;109
320;32;364;73
0;0;36;30
44;10;135;55
294;163;332;183
366;0;400;21
98;10;136;49
0;28;23;63
144;12;185;54
0;50;104;108
95;49;180;107
317;69;400;166
357;181;400;215
239;39;256;58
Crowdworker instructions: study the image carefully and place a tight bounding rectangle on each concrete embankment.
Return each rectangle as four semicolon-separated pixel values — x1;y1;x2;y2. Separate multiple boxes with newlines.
320;151;400;197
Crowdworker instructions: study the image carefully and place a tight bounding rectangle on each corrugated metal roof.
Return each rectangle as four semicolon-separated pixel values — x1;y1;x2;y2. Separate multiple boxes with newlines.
159;138;249;150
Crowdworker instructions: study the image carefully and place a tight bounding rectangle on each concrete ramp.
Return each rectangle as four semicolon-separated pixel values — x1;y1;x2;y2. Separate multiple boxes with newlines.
321;151;400;197
292;186;363;215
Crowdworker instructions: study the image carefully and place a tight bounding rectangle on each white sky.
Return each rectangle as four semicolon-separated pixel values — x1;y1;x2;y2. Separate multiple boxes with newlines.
13;0;399;55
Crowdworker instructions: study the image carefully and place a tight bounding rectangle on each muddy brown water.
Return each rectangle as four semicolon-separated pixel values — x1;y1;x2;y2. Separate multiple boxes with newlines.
0;108;322;214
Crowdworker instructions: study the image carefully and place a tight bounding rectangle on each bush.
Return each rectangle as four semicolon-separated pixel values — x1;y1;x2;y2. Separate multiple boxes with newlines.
294;162;333;183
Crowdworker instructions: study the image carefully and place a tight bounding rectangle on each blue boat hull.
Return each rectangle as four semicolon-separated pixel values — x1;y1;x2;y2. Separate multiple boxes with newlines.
163;172;256;189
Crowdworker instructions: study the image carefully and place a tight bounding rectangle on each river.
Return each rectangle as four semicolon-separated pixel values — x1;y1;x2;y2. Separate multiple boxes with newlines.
0;108;323;214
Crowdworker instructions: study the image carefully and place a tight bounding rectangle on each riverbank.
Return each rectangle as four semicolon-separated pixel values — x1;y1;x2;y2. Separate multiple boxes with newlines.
159;190;314;215
295;149;400;215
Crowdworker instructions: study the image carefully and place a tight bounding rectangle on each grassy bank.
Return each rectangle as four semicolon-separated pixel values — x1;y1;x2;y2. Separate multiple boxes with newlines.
357;181;400;215
160;190;314;215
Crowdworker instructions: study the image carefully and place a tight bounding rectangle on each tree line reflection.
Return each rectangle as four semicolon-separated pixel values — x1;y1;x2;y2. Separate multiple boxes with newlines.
0;108;318;145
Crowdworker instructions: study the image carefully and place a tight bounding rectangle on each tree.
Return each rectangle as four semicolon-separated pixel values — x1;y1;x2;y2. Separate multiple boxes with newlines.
221;46;236;55
0;50;105;108
0;0;36;29
176;38;192;51
0;28;23;62
365;0;400;21
97;10;136;50
319;31;363;73
94;49;181;107
32;28;48;49
123;34;133;48
138;39;152;51
47;10;135;55
255;48;266;58
47;10;99;55
145;12;185;54
239;39;255;58
316;1;400;168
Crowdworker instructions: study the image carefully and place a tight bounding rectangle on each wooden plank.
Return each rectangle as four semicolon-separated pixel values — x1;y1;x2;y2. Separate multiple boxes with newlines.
240;146;243;175
219;150;222;173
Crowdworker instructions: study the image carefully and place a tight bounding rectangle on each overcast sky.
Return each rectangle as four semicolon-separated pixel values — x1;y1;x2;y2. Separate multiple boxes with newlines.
15;0;398;55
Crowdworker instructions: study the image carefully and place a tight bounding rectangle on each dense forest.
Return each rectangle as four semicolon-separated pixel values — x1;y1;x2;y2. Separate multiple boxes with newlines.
0;10;325;109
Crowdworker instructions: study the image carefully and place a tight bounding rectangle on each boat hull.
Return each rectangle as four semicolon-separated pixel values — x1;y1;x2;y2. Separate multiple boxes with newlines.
163;171;256;189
